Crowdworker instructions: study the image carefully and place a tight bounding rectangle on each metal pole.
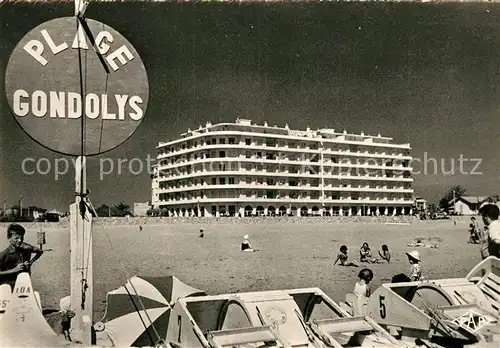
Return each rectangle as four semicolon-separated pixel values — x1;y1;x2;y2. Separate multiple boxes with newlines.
19;195;23;218
452;190;455;214
3;199;6;217
70;156;92;345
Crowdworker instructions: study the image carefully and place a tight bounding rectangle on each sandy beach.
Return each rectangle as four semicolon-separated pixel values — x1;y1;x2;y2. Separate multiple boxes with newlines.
0;218;481;321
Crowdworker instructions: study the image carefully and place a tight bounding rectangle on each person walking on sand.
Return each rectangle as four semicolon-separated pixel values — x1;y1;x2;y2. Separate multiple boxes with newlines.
468;217;480;244
0;224;44;290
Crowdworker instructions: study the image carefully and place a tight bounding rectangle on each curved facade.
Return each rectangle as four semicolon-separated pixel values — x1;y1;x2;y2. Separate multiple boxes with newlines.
152;119;414;217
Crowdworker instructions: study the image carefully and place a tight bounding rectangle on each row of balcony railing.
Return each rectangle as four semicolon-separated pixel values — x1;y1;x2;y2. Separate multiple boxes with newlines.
154;183;414;194
158;132;410;155
156;157;412;173
154;170;412;184
153;196;414;205
157;143;411;161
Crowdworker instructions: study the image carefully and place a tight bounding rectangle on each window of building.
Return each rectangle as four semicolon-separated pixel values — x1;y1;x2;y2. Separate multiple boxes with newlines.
245;138;251;145
219;151;226;157
211;138;217;145
219;178;226;185
229;138;235;144
211;178;217;185
256;152;262;159
229;177;235;185
266;139;276;147
245;151;252;158
219;138;226;144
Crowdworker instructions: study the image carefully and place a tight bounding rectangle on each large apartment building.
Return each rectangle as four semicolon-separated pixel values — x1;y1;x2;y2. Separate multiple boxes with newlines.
152;119;414;217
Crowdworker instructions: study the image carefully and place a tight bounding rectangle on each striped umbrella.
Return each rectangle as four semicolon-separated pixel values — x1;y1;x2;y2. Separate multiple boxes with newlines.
100;275;205;347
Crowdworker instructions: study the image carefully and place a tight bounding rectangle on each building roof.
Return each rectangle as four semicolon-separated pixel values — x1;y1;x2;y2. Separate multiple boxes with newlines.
449;196;490;205
157;119;411;148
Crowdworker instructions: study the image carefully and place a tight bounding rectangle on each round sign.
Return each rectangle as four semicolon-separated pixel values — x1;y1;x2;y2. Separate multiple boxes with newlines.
5;17;149;156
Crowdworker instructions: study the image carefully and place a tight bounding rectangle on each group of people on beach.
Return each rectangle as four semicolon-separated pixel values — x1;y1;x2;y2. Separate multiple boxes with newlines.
334;242;393;267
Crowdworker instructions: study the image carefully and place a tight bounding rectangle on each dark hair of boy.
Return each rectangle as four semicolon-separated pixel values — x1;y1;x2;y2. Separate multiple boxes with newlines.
7;224;25;238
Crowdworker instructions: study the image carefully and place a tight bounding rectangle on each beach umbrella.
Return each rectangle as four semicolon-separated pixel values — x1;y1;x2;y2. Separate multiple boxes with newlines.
100;275;205;347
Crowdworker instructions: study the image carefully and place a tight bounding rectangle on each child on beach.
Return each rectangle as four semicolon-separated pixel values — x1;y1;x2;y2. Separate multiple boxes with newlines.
0;224;44;289
353;268;374;315
359;242;378;263
406;250;422;281
334;245;359;267
378;244;391;263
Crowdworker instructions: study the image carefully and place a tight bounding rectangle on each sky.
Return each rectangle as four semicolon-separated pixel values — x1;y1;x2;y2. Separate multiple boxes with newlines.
1;2;499;212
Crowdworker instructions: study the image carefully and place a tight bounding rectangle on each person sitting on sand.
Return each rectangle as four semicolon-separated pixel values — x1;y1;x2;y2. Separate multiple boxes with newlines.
406;250;422;281
353;268;373;315
360;242;378;263
378;244;391;263
241;234;255;252
334;245;359;267
199;229;204;238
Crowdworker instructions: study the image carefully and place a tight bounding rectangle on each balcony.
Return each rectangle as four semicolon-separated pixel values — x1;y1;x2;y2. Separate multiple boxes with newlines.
156;183;414;195
155;197;415;206
156;169;414;184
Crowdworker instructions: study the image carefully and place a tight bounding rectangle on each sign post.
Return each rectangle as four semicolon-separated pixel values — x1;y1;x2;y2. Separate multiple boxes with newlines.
4;2;149;344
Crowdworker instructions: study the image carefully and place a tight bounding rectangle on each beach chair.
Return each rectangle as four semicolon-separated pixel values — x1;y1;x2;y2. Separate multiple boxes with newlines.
466;256;500;312
366;278;498;346
0;272;69;347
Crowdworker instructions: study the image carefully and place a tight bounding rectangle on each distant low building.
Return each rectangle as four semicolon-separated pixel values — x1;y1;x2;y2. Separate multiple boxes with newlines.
414;197;427;212
133;202;150;217
449;196;489;215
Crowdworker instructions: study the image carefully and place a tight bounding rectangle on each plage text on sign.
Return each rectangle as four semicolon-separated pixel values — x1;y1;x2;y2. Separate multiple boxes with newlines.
23;27;134;72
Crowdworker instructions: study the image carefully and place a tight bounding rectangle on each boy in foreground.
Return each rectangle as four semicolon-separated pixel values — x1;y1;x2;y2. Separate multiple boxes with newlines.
0;224;44;290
